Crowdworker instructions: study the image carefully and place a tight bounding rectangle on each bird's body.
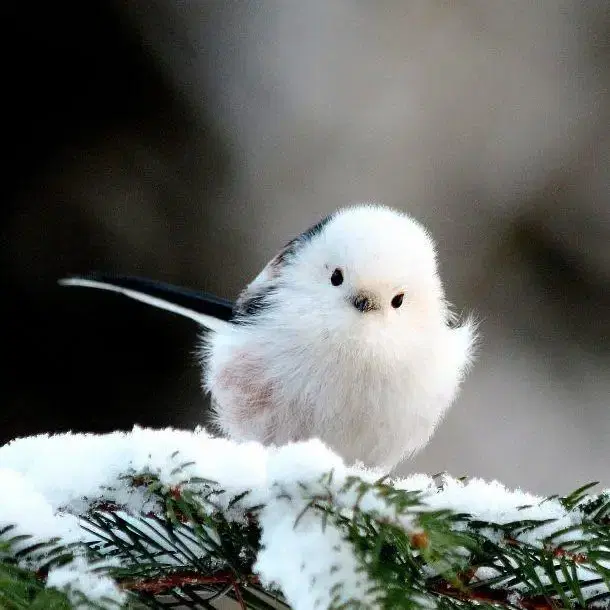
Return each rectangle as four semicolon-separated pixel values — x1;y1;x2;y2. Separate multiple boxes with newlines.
205;308;469;468
61;204;475;469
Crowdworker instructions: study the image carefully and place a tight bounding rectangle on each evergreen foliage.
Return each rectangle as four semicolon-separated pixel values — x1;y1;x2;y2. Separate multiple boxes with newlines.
1;467;608;609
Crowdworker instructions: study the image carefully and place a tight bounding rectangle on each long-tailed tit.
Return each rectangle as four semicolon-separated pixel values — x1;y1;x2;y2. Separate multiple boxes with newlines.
60;204;476;470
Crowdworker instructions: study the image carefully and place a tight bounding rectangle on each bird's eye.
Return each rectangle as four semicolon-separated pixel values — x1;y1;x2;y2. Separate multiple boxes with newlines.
330;268;343;286
391;293;404;309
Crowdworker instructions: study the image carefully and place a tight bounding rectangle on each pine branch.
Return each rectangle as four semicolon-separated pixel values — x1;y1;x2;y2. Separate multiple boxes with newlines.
1;429;608;609
0;525;113;609
55;470;610;607
79;471;287;609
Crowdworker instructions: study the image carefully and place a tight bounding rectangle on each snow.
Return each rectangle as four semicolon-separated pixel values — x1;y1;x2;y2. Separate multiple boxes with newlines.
0;467;126;606
46;556;124;609
257;501;375;609
0;426;607;608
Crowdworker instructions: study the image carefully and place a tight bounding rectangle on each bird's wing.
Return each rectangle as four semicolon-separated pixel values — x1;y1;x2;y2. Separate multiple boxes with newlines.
59;274;233;333
232;213;334;321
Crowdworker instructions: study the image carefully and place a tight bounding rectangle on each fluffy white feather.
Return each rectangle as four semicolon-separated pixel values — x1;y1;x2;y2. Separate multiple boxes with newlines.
203;204;476;470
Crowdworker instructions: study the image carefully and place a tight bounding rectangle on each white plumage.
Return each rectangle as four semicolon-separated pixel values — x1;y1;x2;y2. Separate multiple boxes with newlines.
203;204;475;469
61;204;476;470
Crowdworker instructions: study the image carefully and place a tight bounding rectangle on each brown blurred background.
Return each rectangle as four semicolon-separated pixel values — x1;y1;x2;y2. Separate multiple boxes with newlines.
2;0;608;494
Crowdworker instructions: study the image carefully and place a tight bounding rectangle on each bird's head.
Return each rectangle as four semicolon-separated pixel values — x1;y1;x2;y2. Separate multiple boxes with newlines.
269;204;449;345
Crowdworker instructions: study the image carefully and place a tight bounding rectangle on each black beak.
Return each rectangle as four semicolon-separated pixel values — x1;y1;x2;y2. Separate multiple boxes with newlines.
352;292;379;313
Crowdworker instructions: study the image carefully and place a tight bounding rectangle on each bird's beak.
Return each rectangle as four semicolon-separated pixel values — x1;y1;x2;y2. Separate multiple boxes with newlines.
352;291;380;313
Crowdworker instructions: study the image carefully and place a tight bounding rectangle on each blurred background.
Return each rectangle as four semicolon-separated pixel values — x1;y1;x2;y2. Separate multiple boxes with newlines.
2;0;608;494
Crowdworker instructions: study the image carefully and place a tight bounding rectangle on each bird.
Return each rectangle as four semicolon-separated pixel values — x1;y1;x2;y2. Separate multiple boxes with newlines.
60;204;476;470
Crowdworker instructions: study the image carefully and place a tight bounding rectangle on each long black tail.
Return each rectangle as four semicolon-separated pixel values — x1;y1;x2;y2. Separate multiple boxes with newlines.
59;273;234;331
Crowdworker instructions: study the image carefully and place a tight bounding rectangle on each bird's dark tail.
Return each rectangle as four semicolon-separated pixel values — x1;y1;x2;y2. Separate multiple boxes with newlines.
59;273;234;331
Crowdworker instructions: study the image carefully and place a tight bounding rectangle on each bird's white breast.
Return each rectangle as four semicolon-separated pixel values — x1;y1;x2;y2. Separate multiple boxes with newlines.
203;316;463;470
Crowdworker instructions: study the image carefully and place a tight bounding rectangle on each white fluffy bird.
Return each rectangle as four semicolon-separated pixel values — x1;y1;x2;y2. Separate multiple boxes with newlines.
61;204;475;470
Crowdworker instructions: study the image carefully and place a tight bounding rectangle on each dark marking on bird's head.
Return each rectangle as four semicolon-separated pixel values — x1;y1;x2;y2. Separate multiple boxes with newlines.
272;213;334;268
231;286;277;323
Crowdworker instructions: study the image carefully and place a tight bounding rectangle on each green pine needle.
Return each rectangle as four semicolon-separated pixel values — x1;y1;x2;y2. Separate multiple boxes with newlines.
1;473;609;609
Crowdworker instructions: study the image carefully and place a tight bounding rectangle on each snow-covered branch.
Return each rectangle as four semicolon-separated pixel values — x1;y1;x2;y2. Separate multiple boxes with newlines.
0;427;608;609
